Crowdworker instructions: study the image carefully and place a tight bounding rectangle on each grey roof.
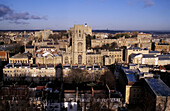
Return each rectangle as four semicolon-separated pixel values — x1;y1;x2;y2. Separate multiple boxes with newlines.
149;51;160;53
126;74;136;82
109;49;121;51
145;78;170;96
143;54;156;58
26;46;34;49
158;43;169;45
158;55;170;60
128;46;142;50
157;55;170;58
122;67;139;82
11;53;28;58
130;53;142;58
159;58;170;60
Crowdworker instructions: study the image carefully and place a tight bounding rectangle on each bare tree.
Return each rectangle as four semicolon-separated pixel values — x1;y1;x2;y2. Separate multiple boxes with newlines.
100;71;116;89
64;69;91;85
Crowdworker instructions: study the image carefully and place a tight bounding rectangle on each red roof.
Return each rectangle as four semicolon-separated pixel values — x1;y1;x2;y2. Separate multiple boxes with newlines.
0;51;7;57
36;86;45;90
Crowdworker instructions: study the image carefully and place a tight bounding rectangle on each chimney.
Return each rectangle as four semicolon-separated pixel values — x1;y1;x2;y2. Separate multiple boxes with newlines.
85;23;87;27
91;87;94;97
76;87;78;102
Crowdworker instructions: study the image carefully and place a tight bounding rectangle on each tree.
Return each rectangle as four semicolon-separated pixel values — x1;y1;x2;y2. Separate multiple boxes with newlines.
64;69;91;85
101;44;110;50
48;34;61;41
110;42;118;49
93;35;96;39
100;71;116;89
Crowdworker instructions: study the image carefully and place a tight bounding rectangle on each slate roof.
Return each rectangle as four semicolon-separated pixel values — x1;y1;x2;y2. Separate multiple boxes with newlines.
145;78;170;96
143;54;156;58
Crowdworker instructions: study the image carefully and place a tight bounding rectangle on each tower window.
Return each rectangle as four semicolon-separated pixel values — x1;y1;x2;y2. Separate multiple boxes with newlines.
78;42;83;52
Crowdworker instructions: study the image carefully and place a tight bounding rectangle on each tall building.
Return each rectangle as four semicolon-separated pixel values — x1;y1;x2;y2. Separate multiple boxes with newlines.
35;29;53;40
33;24;123;65
70;25;91;64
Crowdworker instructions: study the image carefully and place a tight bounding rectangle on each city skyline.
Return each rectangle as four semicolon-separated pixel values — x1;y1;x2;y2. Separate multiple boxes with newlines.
0;0;170;30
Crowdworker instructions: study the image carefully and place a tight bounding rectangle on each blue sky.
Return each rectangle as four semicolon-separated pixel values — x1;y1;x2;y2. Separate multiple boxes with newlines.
0;0;170;30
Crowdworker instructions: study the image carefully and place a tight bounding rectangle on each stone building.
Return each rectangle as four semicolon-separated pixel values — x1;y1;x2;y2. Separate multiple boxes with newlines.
35;30;53;40
125;46;149;63
25;46;35;56
143;78;170;111
9;53;33;64
62;24;123;65
130;53;170;66
155;43;170;52
3;63;56;82
115;63;170;108
33;24;123;65
91;33;152;50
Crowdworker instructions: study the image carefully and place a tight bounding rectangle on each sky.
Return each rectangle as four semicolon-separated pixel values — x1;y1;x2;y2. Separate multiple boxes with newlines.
0;0;170;30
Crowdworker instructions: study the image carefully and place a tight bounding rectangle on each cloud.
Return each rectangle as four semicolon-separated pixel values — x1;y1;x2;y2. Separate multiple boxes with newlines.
127;0;155;7
144;0;154;7
0;4;13;17
0;3;47;24
9;21;29;25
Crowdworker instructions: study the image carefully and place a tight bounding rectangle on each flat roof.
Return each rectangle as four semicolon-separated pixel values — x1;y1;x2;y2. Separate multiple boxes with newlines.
143;54;156;58
145;78;170;96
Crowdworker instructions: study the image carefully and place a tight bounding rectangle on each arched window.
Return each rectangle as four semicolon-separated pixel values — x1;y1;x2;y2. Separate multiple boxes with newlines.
78;42;83;52
65;56;69;64
78;55;82;64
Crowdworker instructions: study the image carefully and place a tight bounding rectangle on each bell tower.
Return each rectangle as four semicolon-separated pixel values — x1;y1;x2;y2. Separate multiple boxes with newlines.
70;24;92;64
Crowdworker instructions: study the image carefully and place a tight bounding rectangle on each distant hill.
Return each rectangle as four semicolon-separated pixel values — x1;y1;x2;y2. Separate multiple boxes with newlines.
0;30;170;34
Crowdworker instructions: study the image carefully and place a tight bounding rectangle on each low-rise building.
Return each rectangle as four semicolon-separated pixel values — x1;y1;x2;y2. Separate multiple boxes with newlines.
125;46;149;63
155;43;170;52
130;53;170;66
3;63;56;82
9;53;33;64
143;78;170;111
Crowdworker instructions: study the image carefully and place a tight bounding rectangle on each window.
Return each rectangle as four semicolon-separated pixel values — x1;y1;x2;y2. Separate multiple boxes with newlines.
78;42;83;52
78;55;82;64
65;56;69;64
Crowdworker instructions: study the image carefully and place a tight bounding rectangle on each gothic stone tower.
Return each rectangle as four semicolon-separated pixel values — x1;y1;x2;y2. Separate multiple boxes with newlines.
71;24;92;64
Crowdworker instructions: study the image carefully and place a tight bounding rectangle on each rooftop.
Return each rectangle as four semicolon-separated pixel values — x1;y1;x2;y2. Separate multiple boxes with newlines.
143;54;156;58
121;67;139;82
26;46;34;49
10;53;29;58
149;51;160;53
145;78;170;96
128;46;142;50
158;43;169;45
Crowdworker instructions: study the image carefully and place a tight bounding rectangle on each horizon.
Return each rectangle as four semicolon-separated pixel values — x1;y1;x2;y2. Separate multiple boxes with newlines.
0;0;170;30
